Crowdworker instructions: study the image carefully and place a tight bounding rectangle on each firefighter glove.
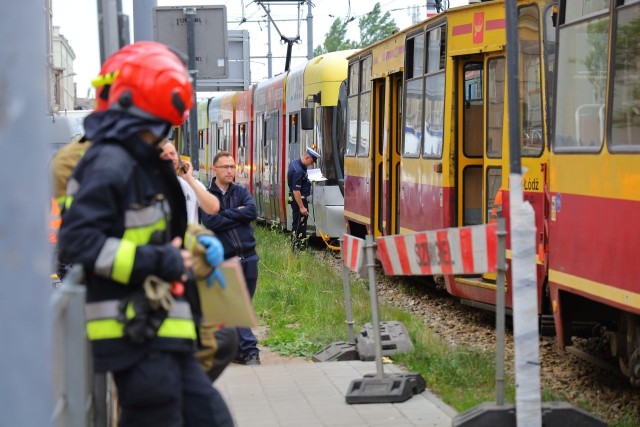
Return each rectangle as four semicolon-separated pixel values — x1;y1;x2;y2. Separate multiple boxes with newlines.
197;235;226;289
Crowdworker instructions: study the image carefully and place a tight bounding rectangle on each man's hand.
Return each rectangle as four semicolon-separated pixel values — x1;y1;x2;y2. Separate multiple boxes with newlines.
178;161;194;182
171;237;192;282
300;206;309;217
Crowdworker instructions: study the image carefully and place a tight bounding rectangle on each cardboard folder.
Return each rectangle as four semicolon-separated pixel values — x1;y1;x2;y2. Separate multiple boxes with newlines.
196;257;259;329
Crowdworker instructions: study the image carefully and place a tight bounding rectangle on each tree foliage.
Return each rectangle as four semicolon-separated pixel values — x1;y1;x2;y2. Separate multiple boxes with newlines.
357;2;397;48
313;2;397;56
313;18;358;57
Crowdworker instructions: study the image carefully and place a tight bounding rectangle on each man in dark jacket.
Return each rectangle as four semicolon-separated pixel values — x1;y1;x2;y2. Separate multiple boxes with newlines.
201;151;261;365
58;43;232;426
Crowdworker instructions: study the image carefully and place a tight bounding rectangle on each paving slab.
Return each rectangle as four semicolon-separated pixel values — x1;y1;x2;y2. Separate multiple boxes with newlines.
215;361;456;427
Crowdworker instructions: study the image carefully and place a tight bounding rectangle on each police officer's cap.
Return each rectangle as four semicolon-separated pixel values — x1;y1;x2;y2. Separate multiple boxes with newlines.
306;147;319;162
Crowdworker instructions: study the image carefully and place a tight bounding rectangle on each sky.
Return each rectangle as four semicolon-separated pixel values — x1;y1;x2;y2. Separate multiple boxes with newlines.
51;0;468;99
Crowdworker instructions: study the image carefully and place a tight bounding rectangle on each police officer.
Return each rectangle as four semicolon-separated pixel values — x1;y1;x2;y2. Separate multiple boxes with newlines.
57;43;233;426
287;147;319;250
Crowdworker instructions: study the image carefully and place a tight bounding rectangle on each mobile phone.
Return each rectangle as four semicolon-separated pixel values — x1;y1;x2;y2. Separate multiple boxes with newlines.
178;158;188;174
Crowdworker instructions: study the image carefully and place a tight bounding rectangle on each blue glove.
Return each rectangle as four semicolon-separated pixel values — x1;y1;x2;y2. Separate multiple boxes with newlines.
197;235;226;289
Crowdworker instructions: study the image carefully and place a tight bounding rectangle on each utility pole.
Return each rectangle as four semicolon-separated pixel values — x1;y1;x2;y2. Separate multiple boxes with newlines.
306;2;313;60
185;7;200;171
0;1;52;424
97;0;120;63
133;0;157;41
267;4;273;78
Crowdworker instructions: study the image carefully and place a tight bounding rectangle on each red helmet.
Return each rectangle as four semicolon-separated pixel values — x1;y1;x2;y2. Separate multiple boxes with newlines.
92;41;183;112
107;48;194;126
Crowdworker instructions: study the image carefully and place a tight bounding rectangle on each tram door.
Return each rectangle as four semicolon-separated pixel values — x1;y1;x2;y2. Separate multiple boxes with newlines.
456;53;505;237
457;56;485;229
372;75;402;238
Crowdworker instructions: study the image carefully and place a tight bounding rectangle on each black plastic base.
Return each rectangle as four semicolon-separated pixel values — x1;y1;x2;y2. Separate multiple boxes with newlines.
345;373;426;404
312;341;359;362
453;401;607;427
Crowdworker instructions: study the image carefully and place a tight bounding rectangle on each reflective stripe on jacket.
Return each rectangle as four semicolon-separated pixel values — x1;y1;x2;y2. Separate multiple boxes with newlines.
49;197;62;244
85;300;196;341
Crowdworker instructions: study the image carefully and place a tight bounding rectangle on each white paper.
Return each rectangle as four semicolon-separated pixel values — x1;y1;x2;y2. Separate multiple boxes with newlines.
307;168;327;182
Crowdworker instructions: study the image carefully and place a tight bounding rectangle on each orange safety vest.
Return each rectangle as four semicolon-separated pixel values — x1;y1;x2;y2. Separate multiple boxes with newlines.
489;188;503;224
49;197;62;244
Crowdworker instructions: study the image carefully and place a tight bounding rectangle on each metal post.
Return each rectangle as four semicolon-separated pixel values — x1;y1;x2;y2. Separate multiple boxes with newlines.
267;5;273;78
185;7;199;171
364;235;384;379
133;0;157;42
98;0;120;64
506;1;542;425
306;1;313;60
339;238;356;345
0;1;52;425
495;217;507;406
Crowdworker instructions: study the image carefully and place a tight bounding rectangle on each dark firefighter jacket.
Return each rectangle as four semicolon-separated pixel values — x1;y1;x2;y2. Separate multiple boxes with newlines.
58;129;197;372
201;180;257;260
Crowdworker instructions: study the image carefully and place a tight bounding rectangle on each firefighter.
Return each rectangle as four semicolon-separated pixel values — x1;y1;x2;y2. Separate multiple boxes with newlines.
57;43;233;426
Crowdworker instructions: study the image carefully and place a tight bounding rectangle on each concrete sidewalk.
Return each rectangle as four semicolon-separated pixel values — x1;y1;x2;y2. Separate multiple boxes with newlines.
215;361;456;427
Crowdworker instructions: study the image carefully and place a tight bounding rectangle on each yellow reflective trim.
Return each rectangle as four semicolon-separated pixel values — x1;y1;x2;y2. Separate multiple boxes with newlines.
91;70;119;88
55;196;66;210
86;318;196;340
126;302;135;319
64;195;74;210
112;240;136;284
86;319;124;340
157;318;197;340
122;218;167;245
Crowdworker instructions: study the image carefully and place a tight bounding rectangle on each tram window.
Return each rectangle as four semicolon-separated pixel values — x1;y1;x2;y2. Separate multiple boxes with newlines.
238;123;247;148
357;57;372;157
486;168;502;223
404;78;423;157
406;34;425;79
288;114;299;145
487;57;505;159
519;4;544;157
346;96;358;156
463;166;482;226
464;63;483;158
564;0;609;24
554;15;609;151
358;93;371;156
216;127;223;151
544;5;557;145
223;119;231;151
426;26;446;73
349;63;359;95
423;73;444;158
610;2;640;151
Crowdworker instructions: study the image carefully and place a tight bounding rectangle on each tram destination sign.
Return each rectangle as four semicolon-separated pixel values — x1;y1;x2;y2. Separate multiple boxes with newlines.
153;5;229;79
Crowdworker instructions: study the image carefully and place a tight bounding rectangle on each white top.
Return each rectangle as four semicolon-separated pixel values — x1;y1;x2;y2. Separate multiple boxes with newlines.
178;176;208;224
